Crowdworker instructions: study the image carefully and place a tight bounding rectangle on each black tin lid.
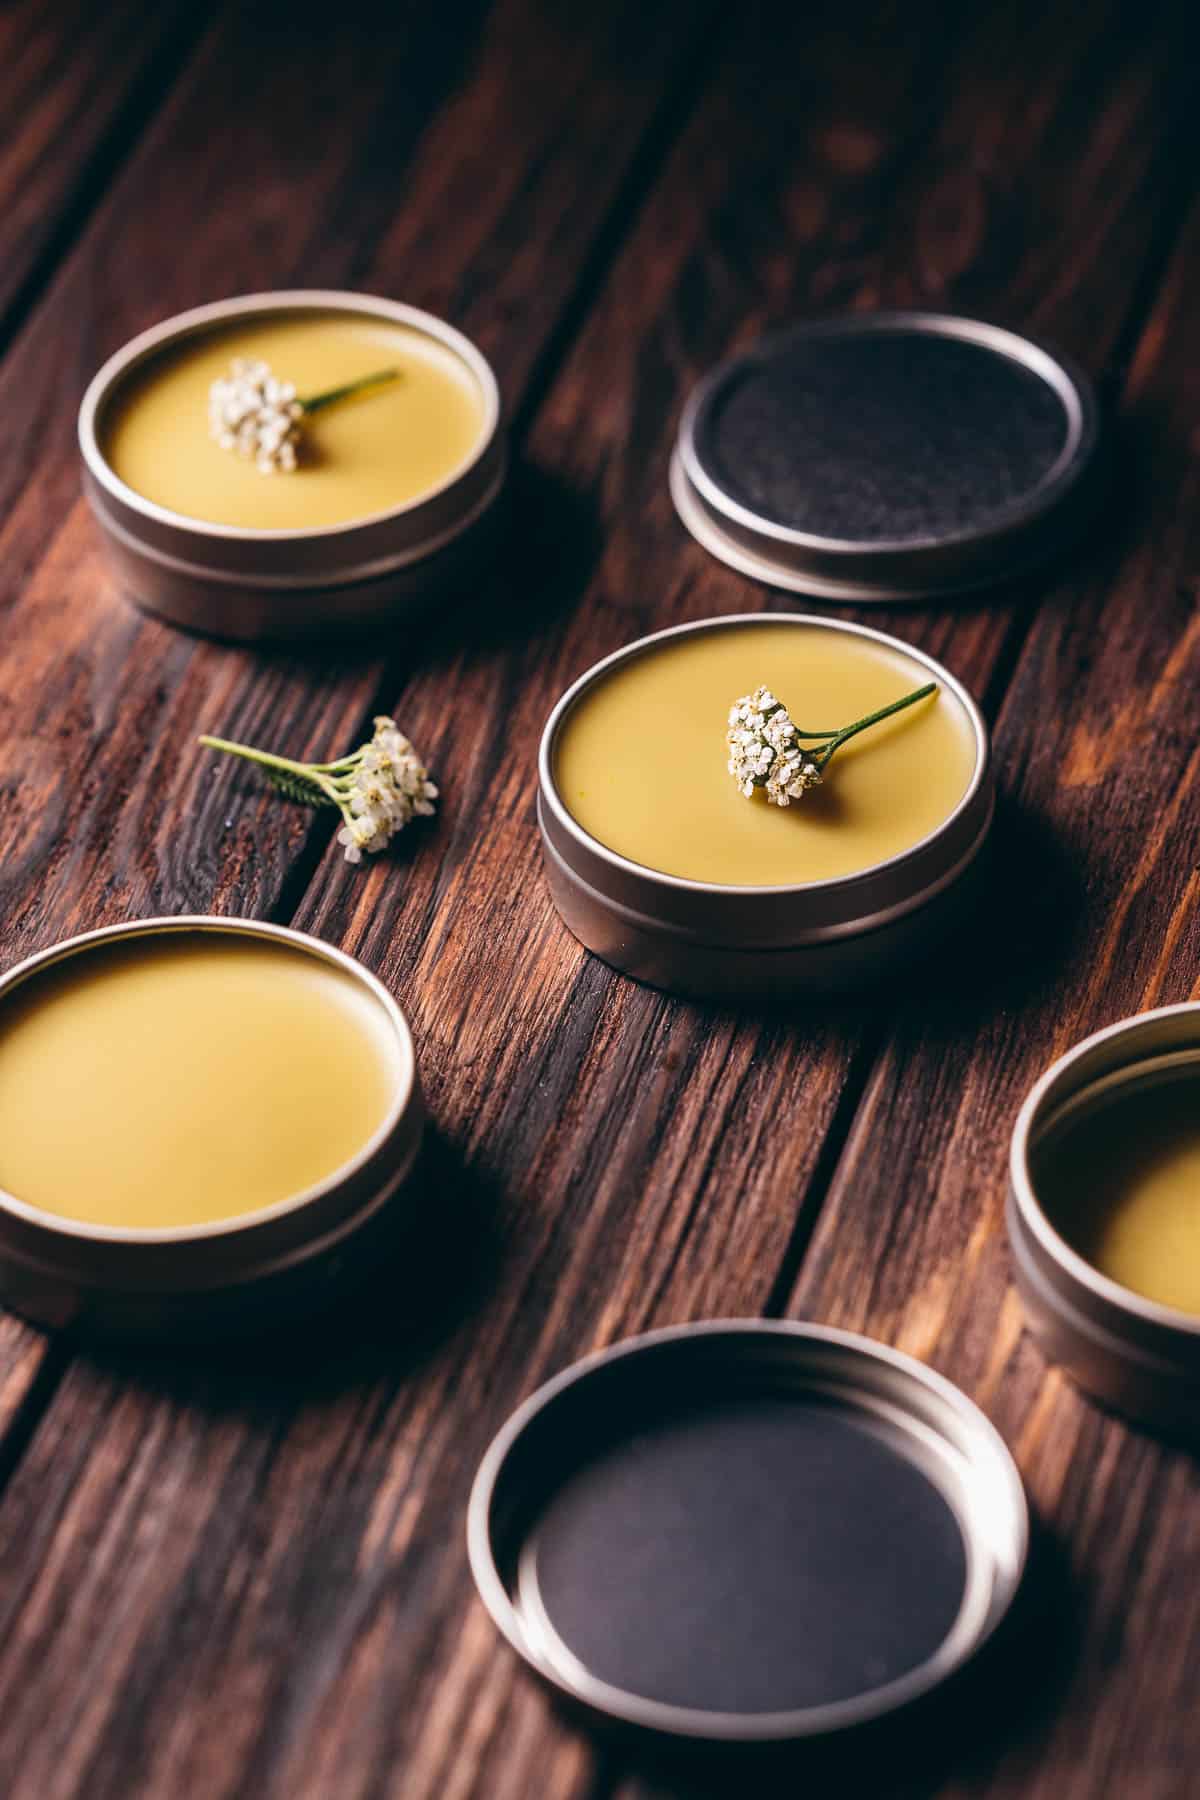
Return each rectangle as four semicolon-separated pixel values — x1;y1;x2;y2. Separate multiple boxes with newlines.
468;1321;1027;1748
672;312;1101;601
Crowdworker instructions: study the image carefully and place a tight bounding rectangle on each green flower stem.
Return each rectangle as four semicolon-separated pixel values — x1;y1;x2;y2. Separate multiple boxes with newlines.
755;681;936;768
198;734;355;805
817;681;937;760
299;367;399;414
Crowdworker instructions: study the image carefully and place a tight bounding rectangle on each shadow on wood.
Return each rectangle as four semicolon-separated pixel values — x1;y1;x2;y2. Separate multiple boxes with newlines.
61;1123;507;1409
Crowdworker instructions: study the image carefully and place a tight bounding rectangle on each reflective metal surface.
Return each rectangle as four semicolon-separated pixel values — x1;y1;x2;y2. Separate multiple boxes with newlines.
79;291;505;643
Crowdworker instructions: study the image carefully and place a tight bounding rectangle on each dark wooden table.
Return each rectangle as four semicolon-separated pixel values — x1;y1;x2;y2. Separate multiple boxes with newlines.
1;0;1198;1793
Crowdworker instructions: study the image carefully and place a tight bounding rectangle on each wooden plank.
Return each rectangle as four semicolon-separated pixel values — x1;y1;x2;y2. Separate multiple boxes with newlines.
0;0;714;1430
0;0;206;339
0;4;1193;1799
780;209;1200;1797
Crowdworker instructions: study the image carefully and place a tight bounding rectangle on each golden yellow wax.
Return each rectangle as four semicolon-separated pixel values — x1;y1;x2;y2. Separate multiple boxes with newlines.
102;311;486;529
1033;1070;1200;1314
0;934;402;1230
554;623;978;886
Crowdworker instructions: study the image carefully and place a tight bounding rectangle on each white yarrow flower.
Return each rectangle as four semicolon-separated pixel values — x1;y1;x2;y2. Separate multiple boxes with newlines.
208;359;401;474
199;715;438;866
208;359;302;473
726;686;822;806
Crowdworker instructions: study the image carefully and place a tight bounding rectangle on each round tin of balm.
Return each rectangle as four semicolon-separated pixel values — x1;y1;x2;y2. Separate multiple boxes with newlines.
538;613;993;998
0;916;423;1339
79;290;505;642
468;1321;1027;1749
671;312;1101;601
1009;1004;1200;1438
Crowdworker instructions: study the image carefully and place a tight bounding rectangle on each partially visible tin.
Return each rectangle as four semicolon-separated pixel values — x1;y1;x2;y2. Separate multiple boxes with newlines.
0;917;424;1340
1008;1005;1200;1438
468;1320;1028;1750
671;312;1101;602
538;613;993;998
79;291;505;643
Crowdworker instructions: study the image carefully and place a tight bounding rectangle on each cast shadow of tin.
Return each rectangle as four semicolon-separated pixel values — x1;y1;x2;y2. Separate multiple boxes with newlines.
887;787;1087;1029
68;1124;507;1408
250;455;603;673
586;1514;1084;1797
402;454;606;663
691;790;1084;1041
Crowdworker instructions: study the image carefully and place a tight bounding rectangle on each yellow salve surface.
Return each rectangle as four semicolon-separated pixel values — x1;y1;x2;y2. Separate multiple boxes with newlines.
102;311;486;529
0;933;403;1230
553;623;978;886
1033;1069;1200;1314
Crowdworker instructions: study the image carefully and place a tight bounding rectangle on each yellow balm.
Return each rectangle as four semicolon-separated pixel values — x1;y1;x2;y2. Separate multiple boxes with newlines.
1033;1070;1200;1314
102;311;486;530
554;623;978;886
0;933;403;1230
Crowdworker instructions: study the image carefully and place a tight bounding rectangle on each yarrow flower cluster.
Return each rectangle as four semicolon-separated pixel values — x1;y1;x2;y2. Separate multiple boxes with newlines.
334;718;439;864
199;716;437;865
727;688;822;806
208;359;400;474
727;677;940;806
208;359;302;472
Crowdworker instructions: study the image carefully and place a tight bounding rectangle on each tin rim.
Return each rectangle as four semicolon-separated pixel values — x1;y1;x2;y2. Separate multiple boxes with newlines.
538;612;990;899
467;1319;1028;1744
78;289;502;545
0;916;417;1246
1010;1003;1200;1339
678;311;1098;558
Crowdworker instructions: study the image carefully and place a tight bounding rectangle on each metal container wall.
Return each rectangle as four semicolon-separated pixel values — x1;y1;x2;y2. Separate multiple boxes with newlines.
1008;1004;1200;1437
79;291;505;643
538;614;993;997
0;917;424;1340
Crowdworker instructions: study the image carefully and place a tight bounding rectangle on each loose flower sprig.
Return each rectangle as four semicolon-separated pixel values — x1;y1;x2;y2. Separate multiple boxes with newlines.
727;681;937;806
199;717;437;863
208;359;400;473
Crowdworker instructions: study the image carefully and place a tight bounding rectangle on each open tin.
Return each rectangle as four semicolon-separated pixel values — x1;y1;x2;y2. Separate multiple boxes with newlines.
468;1321;1027;1750
671;312;1101;601
1008;1005;1200;1438
538;613;993;998
0;917;423;1340
79;290;505;642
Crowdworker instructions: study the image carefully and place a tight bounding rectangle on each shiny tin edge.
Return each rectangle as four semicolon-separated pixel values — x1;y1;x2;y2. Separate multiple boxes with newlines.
78;291;505;640
536;613;992;991
1008;1003;1200;1435
673;311;1101;602
0;915;418;1246
79;290;501;545
467;1319;1028;1747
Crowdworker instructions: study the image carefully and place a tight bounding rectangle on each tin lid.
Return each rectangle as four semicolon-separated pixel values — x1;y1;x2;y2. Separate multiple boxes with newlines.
468;1321;1027;1747
672;312;1101;601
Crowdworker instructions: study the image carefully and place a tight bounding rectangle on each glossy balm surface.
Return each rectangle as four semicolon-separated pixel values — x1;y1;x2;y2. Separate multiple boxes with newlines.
1033;1068;1200;1314
554;623;977;886
102;312;486;530
0;934;403;1230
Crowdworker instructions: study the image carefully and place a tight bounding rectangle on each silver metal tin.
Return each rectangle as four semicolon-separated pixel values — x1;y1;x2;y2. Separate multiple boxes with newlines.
538;614;993;997
0;917;423;1340
672;312;1100;602
1009;1005;1200;1437
468;1320;1027;1748
79;291;505;643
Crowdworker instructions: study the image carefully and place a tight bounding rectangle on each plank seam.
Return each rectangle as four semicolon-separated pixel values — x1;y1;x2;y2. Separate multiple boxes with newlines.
267;0;730;903
0;4;215;369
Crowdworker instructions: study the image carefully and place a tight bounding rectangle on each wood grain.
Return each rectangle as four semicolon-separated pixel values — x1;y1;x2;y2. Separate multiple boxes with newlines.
0;0;207;341
0;0;1197;1795
780;195;1200;1800
0;0;713;1422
